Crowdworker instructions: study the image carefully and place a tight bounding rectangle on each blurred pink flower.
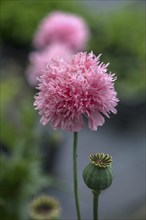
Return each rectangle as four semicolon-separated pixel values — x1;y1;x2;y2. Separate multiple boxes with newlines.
33;11;89;51
34;52;119;132
26;43;73;86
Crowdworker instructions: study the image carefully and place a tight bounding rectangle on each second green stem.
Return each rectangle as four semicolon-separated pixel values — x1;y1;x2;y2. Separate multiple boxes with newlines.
93;190;100;220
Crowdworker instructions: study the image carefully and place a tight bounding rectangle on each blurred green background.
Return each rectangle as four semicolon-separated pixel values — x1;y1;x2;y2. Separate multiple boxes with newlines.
0;0;145;220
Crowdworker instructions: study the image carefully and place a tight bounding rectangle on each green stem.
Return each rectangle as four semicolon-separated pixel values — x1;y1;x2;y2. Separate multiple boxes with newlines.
73;132;81;220
93;191;100;220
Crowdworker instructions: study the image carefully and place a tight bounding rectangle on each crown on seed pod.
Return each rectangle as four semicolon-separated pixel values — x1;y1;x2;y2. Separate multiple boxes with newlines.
82;153;113;191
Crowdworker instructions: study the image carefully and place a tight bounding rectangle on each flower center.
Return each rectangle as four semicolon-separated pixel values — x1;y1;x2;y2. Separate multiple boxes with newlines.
35;203;53;215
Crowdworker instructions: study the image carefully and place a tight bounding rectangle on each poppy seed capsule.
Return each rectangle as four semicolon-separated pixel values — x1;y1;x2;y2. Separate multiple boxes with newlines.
82;153;113;191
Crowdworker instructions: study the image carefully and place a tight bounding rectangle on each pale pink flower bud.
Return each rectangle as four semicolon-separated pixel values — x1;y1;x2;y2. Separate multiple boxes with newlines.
26;43;73;86
33;11;89;51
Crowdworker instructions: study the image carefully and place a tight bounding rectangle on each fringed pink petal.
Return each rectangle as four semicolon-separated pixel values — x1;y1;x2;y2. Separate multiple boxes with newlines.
88;111;105;131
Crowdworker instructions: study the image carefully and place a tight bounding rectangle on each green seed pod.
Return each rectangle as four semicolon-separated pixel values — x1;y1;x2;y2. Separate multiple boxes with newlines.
82;153;113;191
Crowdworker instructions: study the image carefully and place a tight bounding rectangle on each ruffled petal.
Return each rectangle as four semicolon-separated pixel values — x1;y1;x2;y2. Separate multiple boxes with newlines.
88;111;105;131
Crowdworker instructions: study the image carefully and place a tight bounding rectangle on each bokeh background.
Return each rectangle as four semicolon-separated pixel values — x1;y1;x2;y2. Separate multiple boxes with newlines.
0;0;145;220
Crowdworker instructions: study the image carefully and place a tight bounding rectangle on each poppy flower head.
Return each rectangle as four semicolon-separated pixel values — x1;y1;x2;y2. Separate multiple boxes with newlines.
34;52;119;132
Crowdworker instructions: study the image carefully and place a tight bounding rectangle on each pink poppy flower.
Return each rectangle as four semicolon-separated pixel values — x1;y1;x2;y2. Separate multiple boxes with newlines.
34;52;119;132
26;43;73;86
33;11;89;51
